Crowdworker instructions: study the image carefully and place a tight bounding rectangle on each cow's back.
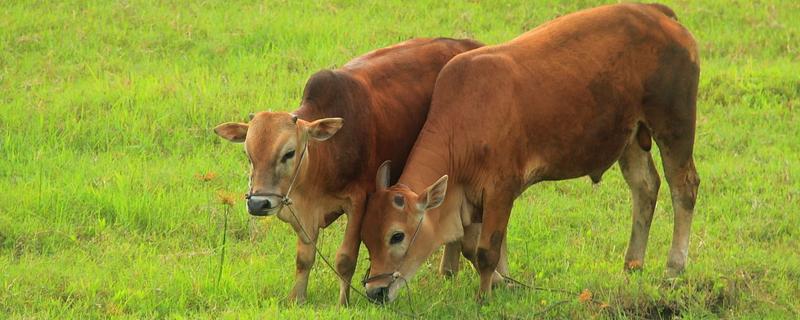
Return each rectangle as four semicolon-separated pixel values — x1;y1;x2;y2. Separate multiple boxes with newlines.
345;38;483;183
407;3;697;191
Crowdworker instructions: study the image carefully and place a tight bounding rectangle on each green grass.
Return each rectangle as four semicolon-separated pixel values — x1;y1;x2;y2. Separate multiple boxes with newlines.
1;0;798;318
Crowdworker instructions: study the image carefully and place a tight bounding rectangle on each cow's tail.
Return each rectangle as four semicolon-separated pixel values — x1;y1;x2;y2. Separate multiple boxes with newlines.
648;3;678;21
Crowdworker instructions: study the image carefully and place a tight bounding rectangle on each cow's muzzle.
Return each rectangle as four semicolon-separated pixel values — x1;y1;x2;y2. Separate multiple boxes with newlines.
366;286;390;304
246;194;282;216
362;270;402;304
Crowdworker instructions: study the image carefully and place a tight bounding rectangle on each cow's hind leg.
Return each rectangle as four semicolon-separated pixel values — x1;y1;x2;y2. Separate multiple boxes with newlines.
619;139;660;271
440;241;462;277
647;103;700;275
496;233;509;278
659;149;699;276
642;36;700;276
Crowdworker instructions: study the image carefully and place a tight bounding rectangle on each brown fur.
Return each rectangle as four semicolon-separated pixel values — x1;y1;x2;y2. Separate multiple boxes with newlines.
361;3;700;302
215;38;482;304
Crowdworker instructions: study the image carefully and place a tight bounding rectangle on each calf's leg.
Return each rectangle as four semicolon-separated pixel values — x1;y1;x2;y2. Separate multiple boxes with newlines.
289;228;319;304
334;196;366;306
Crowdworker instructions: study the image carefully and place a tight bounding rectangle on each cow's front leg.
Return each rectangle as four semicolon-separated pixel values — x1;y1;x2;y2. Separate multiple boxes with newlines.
463;223;506;287
334;195;365;306
475;196;514;302
288;228;319;304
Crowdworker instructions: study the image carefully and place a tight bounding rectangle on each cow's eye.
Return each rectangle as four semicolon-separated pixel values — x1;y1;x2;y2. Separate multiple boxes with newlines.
281;150;295;163
389;232;405;245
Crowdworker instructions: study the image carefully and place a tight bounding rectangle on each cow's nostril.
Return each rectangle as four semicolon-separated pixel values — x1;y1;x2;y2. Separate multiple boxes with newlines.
367;286;389;304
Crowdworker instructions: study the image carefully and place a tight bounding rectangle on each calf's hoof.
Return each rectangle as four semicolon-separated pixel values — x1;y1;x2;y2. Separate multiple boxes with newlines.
338;293;350;307
491;271;516;289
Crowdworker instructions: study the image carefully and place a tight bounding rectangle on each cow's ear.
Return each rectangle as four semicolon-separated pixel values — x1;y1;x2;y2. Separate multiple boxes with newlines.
305;117;343;141
417;175;448;212
214;122;249;143
376;160;392;190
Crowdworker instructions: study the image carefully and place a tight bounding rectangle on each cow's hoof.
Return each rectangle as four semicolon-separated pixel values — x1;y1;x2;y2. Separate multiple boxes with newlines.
665;266;685;279
288;292;307;305
624;260;644;272
440;268;458;278
475;293;486;304
475;290;492;304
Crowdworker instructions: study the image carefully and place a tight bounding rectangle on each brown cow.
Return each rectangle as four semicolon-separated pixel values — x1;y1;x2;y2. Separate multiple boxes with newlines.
213;38;482;305
361;3;700;303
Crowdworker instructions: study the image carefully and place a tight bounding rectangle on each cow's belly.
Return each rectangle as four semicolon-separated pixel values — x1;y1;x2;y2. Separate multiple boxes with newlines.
526;109;638;183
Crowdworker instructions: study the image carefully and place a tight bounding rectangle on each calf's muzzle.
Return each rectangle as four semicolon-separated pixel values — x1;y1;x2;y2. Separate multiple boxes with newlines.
246;194;282;216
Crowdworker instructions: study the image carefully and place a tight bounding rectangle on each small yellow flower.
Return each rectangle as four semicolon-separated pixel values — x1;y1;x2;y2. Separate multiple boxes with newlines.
579;288;593;303
195;171;218;182
216;190;237;206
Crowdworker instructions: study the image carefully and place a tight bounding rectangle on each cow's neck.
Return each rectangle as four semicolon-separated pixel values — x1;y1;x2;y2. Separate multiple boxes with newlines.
399;127;465;241
397;125;452;191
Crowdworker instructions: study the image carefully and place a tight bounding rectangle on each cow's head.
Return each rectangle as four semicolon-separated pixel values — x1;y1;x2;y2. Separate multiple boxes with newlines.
361;161;448;303
214;112;343;217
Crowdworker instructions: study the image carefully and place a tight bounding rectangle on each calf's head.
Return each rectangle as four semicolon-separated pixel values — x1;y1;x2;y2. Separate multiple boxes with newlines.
214;112;343;217
361;161;448;303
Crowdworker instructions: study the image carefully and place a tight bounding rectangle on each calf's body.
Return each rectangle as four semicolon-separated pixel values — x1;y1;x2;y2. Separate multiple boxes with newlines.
361;3;700;302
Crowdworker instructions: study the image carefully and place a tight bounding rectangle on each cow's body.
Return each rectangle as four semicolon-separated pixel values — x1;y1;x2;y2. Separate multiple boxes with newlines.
361;3;700;302
215;37;482;304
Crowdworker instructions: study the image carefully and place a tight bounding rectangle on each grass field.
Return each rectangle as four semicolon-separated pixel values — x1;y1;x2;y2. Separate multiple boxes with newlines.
1;0;799;318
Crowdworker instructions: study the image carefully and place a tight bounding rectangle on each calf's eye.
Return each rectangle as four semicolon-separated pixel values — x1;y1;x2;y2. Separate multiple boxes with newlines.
281;150;295;163
389;232;405;245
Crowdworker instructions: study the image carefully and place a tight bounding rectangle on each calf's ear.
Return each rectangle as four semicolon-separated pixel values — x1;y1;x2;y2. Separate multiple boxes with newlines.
417;175;448;212
214;122;249;143
305;118;344;141
376;160;392;190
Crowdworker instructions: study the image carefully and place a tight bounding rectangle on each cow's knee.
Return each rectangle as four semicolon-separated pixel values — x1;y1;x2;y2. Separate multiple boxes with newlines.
665;161;699;206
476;247;500;274
335;253;355;278
684;170;700;206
